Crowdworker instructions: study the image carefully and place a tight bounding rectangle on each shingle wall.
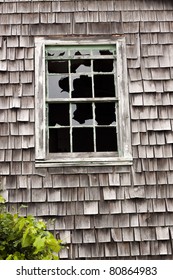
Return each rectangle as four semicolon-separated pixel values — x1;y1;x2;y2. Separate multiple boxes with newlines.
1;0;173;259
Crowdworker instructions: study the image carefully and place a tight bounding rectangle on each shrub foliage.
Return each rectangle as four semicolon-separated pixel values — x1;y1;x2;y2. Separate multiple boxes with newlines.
0;195;62;260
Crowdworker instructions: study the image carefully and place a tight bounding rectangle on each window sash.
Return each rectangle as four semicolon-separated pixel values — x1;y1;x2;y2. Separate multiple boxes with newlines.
35;37;132;166
45;44;118;155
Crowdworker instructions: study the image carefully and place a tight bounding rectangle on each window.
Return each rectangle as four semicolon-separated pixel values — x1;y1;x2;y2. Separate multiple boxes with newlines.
35;38;132;167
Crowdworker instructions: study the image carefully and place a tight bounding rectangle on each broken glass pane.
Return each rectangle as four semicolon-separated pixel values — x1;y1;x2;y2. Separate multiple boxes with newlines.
49;103;69;126
99;50;114;55
70;50;91;57
48;60;68;74
96;127;117;152
48;75;69;98
71;60;91;73
95;102;116;125
92;49;114;56
49;128;70;153
46;50;68;58
71;75;92;98
72;103;93;125
73;127;94;152
93;59;114;72
94;74;115;97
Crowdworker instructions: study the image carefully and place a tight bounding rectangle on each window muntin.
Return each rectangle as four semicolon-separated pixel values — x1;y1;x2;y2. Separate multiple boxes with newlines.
45;45;118;154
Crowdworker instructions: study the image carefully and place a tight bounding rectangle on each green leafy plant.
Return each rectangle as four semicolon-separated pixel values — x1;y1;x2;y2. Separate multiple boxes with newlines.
0;195;62;260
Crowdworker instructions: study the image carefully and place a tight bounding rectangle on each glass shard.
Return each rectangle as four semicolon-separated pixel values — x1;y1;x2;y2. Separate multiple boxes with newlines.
47;50;68;58
71;60;91;73
48;75;69;98
70;50;91;56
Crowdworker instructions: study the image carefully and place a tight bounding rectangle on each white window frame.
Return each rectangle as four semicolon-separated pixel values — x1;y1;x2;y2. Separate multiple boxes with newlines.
35;37;132;167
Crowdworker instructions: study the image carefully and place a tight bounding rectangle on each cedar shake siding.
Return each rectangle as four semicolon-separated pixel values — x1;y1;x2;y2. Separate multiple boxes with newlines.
0;0;173;259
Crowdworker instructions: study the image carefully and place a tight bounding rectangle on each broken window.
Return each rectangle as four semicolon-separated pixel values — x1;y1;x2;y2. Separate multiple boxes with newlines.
45;45;118;153
35;38;132;166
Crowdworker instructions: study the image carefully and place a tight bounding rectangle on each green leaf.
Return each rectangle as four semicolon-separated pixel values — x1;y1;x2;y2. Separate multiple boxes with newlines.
36;220;46;230
0;196;5;204
22;227;32;248
18;217;27;232
33;236;46;254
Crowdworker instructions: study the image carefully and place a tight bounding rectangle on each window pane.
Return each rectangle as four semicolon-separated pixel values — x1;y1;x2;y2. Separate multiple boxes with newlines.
93;59;114;72
71;60;91;73
49;104;69;126
48;60;68;73
70;50;91;56
94;74;115;97
49;128;70;153
92;49;114;56
73;128;94;152
72;75;92;98
95;102;116;125
96;127;117;152
48;75;69;98
72;103;93;125
46;50;68;58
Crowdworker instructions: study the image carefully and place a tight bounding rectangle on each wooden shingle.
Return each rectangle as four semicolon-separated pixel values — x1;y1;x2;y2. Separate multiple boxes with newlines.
105;243;118;257
156;227;169;240
140;241;151;255
83;229;95;243
84;201;98;215
103;187;116;200
32;189;46;202
117;243;130;256
75;216;90;229
91;244;104;258
158;241;168;255
97;229;111;242
109;201;121;214
130;242;140;256
122;228;134;241
122;200;136;213
47;189;61;202
141;227;156;241
72;230;83;244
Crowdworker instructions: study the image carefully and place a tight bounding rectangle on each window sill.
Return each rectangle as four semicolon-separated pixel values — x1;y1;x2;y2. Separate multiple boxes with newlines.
35;157;133;168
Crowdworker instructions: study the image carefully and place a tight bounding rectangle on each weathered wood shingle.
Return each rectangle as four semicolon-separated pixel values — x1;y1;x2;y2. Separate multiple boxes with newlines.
1;0;173;260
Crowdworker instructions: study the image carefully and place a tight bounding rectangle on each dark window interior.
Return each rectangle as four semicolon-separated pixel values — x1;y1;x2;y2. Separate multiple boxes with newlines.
49;128;70;153
96;127;117;152
48;60;68;73
73;128;94;152
95;102;116;125
49;103;69;126
94;75;115;97
93;59;113;72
